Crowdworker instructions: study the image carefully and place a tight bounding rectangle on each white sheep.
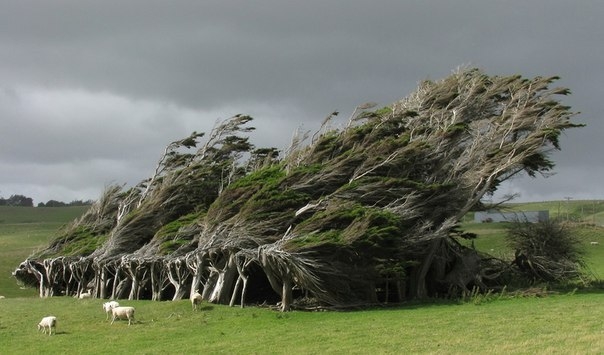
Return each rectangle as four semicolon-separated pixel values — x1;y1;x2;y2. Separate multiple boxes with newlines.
191;291;203;311
37;316;57;335
590;241;600;245
79;289;92;299
111;306;135;325
103;301;120;320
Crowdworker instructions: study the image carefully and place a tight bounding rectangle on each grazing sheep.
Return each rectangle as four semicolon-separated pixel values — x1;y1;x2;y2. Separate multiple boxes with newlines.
191;291;203;311
111;306;135;325
591;241;600;245
0;295;5;299
103;301;120;320
37;316;57;335
79;289;92;299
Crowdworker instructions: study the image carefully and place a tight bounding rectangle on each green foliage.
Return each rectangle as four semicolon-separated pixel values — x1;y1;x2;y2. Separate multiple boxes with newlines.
289;204;404;255
233;166;312;220
48;226;108;257
155;211;204;254
229;165;285;189
242;187;310;222
289;229;346;248
207;165;311;230
373;106;393;116
0;194;33;207
155;211;204;239
444;122;469;137
308;131;342;160
159;238;192;255
449;224;478;240
286;163;324;179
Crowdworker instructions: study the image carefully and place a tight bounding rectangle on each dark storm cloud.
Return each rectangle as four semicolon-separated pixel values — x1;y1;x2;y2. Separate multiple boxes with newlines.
1;0;603;203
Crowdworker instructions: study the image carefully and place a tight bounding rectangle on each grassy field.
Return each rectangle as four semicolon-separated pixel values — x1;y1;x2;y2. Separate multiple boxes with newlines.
0;292;602;354
0;206;89;297
0;203;603;354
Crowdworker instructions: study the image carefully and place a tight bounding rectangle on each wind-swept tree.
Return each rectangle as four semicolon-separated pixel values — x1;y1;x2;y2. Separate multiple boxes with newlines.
14;68;582;309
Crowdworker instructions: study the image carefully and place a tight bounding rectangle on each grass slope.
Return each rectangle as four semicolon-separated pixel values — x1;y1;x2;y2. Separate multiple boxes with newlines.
0;206;89;297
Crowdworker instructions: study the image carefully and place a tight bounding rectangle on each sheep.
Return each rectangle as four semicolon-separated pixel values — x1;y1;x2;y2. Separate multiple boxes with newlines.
590;241;600;246
37;316;57;335
103;301;120;320
79;289;92;299
111;306;135;325
191;291;203;311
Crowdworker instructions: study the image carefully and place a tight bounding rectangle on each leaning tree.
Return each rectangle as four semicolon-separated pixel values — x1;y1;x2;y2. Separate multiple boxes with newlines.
13;68;582;310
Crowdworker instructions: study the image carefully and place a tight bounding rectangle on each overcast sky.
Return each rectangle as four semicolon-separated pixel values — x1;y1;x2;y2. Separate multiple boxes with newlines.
1;1;603;205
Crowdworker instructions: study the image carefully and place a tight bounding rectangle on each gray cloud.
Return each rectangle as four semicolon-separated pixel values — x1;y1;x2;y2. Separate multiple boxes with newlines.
1;1;603;204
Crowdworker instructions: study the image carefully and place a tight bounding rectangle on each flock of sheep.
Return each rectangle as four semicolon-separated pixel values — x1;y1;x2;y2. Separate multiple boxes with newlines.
36;290;204;336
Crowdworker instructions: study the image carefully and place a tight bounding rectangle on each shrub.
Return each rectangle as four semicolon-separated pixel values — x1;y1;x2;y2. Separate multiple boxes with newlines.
506;219;585;282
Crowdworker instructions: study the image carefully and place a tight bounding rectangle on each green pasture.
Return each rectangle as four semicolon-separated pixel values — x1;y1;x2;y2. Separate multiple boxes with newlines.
0;293;602;354
0;203;603;353
0;206;89;297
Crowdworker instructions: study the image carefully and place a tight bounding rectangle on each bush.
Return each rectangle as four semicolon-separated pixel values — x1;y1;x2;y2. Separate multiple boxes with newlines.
506;219;585;282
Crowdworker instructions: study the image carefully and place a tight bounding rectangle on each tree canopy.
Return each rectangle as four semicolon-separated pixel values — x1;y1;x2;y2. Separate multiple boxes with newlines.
0;194;33;207
13;68;583;310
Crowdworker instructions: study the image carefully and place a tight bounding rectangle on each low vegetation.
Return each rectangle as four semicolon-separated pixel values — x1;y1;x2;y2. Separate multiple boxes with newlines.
0;293;602;353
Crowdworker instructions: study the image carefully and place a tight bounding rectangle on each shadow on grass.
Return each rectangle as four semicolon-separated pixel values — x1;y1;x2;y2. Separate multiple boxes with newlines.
197;305;214;311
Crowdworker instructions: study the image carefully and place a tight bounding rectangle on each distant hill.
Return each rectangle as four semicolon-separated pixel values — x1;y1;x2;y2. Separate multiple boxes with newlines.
501;200;604;226
0;205;90;225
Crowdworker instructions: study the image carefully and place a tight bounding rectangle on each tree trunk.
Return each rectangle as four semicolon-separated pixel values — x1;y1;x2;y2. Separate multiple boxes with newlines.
230;257;251;308
62;259;73;296
111;268;120;299
123;259;140;301
43;259;56;297
114;278;131;299
281;276;293;312
149;260;164;301
186;252;206;298
32;265;46;298
229;276;242;307
396;280;405;302
412;239;441;299
207;261;238;304
384;277;390;304
166;258;191;301
128;278;139;300
202;270;218;301
240;275;249;308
